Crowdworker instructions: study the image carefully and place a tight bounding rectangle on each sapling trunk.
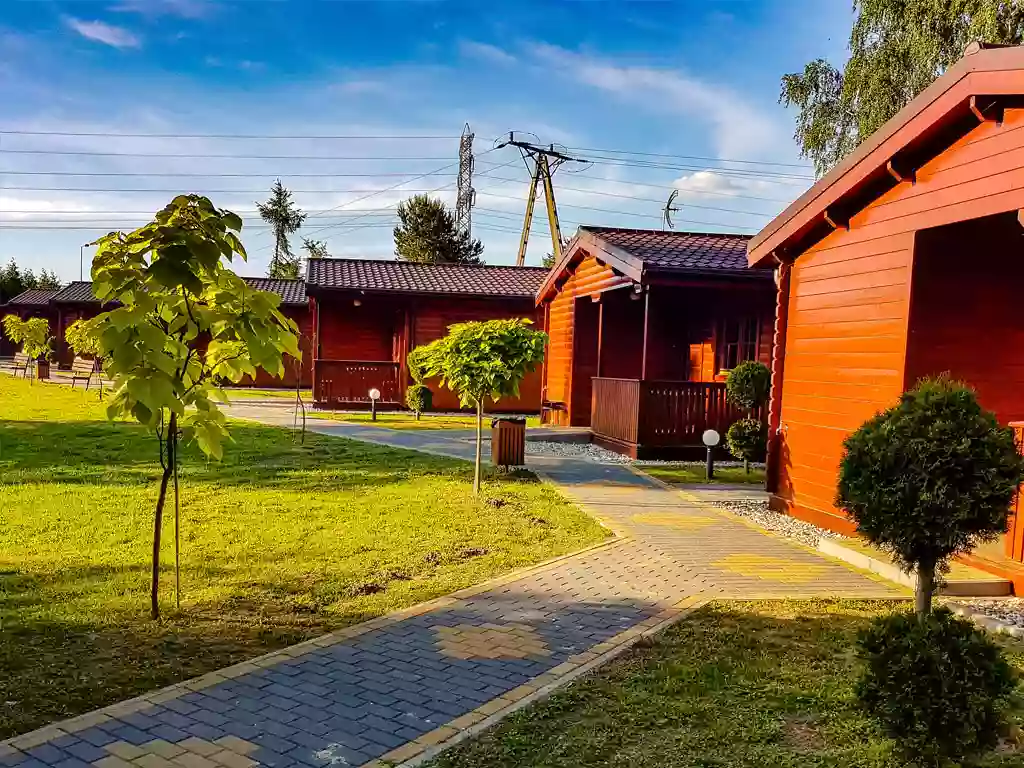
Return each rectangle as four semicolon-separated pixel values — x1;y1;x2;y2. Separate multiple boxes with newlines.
151;411;176;620
173;428;181;612
915;559;936;620
744;458;750;475
473;399;483;494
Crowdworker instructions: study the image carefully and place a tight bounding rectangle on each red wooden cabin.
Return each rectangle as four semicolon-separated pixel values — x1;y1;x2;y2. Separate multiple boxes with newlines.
43;278;310;382
747;42;1024;581
0;288;60;357
306;258;547;411
538;226;776;458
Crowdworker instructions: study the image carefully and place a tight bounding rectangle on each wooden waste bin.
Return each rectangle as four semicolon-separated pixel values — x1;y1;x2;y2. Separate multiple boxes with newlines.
491;417;526;468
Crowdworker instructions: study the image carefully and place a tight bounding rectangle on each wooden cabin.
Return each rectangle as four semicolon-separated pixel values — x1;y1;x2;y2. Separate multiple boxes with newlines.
538;226;776;458
747;42;1024;579
0;288;60;357
306;258;547;410
41;278;311;383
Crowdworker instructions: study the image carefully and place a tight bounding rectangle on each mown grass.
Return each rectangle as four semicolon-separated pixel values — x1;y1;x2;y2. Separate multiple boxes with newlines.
310;411;541;430
223;387;312;400
643;463;766;486
429;600;1024;768
0;376;606;738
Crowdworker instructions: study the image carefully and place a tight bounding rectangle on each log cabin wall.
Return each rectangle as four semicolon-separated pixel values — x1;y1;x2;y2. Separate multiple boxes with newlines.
905;212;1024;425
540;253;632;426
245;305;313;388
771;107;1024;533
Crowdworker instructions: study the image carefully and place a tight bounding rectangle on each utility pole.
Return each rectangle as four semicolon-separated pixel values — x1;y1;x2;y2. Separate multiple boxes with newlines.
455;123;475;239
495;133;585;267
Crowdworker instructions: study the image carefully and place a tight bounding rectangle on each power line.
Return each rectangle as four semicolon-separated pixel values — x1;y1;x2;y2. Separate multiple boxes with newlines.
565;145;811;169
0;169;493;178
0;129;462;140
0;149;457;161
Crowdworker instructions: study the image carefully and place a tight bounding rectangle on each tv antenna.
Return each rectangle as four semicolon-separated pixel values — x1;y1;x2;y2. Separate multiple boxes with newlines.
495;132;587;266
663;189;680;230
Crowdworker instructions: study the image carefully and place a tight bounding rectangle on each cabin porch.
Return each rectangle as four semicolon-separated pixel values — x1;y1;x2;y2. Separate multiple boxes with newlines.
549;283;772;459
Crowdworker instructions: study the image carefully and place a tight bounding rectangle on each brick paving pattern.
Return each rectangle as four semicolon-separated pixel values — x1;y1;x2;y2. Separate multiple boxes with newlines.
1;405;902;768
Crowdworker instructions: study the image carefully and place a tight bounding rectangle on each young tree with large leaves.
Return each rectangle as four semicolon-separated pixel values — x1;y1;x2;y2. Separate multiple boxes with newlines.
415;319;545;493
781;1;1024;176
394;194;484;265
258;180;306;279
88;194;300;619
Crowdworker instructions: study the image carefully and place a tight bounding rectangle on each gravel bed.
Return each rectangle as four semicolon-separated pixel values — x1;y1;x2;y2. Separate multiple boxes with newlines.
948;598;1024;629
525;441;633;463
711;498;847;549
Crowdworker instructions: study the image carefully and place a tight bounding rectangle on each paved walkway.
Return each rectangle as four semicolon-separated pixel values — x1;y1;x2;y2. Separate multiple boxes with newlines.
1;404;902;768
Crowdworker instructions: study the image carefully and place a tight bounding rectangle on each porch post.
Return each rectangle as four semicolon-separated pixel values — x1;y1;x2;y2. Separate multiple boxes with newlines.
765;260;792;495
596;297;604;378
640;288;650;380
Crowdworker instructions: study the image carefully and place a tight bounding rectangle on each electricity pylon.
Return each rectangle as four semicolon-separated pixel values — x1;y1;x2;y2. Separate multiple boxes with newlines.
495;133;586;267
455;123;475;238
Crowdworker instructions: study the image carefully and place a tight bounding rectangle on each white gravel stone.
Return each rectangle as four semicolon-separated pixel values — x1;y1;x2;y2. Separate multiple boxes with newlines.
525;441;633;463
711;498;847;549
949;598;1024;629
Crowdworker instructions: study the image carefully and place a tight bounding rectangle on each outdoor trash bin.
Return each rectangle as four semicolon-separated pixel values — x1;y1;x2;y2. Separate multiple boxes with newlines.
491;416;526;468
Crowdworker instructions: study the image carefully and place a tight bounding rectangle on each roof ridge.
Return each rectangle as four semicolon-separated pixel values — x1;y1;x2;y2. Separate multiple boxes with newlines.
583;225;752;240
314;257;548;271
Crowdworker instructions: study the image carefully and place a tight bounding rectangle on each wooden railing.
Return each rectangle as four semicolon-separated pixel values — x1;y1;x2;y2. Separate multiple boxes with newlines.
314;359;402;404
591;377;765;449
591;378;641;445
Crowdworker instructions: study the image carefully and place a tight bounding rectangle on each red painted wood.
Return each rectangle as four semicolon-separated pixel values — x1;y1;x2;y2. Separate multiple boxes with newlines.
314;360;402;404
1004;422;1024;562
590;377;640;445
639;381;763;448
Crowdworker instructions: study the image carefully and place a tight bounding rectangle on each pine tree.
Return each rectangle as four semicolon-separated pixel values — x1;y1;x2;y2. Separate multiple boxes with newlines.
393;194;483;265
302;237;330;260
36;269;61;290
258;180;306;278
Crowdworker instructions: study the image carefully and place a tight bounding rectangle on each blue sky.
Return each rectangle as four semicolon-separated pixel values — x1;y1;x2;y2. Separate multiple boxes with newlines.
0;0;852;279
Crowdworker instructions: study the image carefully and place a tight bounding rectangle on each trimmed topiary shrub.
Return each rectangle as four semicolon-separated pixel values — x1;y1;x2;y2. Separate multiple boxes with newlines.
725;360;771;412
837;377;1024;618
856;607;1016;765
725;418;766;474
405;383;432;420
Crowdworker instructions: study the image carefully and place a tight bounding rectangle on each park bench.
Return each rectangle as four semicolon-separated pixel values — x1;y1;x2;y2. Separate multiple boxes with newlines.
70;357;101;391
10;352;30;378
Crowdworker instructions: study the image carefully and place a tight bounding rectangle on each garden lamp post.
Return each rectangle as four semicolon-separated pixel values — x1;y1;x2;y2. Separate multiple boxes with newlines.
368;387;381;421
703;429;720;481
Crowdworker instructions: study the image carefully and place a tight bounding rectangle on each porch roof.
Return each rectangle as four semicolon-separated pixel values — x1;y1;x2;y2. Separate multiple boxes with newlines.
306;258;547;299
748;42;1024;268
537;226;768;303
4;288;60;307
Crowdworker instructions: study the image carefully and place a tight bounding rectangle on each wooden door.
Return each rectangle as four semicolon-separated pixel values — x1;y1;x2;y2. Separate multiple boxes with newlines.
570;298;600;426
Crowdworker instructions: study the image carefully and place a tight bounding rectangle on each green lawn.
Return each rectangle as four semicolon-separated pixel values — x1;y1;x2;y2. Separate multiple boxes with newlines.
223;387;312;400
642;463;766;486
310;411;541;430
0;377;606;738
429;600;1024;768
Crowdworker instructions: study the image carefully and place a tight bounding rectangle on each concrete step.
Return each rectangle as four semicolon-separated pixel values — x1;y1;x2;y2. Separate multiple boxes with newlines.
818;537;1012;597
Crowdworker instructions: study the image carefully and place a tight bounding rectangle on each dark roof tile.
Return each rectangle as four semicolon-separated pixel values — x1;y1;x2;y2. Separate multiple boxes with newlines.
307;259;547;298
582;226;757;274
5;288;60;307
241;277;307;306
51;281;101;304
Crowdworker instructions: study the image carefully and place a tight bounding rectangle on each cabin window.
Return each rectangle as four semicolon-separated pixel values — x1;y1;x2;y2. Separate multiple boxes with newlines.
717;316;759;373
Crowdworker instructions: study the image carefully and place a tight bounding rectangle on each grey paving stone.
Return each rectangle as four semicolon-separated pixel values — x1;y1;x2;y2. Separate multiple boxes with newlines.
25;745;67;765
106;726;151;746
147;725;189;742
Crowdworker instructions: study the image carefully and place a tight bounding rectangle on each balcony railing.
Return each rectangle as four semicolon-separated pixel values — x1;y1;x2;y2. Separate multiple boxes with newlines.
314;359;402;404
591;377;764;450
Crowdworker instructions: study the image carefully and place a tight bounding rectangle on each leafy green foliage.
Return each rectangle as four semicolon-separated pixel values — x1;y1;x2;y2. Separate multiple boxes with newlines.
837;378;1024;578
405;383;433;415
0;259;61;303
258;180;306;279
781;1;1024;176
302;237;330;260
725;361;771;411
856;608;1015;765
2;315;53;360
394;194;484;265
90;194;300;460
726;418;766;465
64;317;103;359
407;345;429;385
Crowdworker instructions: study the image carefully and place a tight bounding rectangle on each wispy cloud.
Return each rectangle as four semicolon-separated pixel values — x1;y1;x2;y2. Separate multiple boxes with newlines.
525;42;786;160
64;17;141;49
458;40;517;66
109;0;213;19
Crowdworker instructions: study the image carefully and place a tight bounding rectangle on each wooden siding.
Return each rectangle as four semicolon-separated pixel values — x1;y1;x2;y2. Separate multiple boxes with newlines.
541;253;630;426
245;306;313;388
773;107;1024;532
905;213;1024;424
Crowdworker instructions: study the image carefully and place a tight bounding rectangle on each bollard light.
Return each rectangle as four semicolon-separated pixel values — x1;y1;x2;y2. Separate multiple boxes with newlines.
702;429;721;481
369;387;381;421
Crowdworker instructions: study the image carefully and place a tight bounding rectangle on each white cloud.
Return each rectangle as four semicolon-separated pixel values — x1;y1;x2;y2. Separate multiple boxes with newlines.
109;0;213;19
525;42;786;160
64;17;141;49
458;40;517;66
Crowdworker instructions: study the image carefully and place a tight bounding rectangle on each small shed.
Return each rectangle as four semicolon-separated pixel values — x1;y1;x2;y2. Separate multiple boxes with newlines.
306;258;547;410
538;226;776;458
747;43;1024;576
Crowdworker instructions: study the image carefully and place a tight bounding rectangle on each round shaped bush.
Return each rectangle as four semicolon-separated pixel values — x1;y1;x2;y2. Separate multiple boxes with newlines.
838;378;1024;575
725;361;771;410
726;418;766;463
405;383;432;414
856;607;1015;764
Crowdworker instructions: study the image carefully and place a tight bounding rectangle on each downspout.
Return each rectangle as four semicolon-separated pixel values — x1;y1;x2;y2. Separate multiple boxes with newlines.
765;255;792;496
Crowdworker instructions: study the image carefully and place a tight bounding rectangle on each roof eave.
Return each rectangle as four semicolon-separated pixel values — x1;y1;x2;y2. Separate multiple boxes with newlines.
535;228;644;304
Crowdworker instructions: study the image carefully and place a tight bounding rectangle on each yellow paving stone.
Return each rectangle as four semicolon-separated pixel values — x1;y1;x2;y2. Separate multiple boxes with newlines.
712;553;828;584
379;741;426;763
105;742;148;760
474;698;513;717
630;512;718;529
133;754;178;768
177;739;222;758
143;740;186;759
435;622;550;659
10;727;69;750
498;686;534;703
446;711;486;730
172;753;221;768
213;737;258;756
93;756;135;768
61;712;112;734
0;745;23;761
414;726;459;747
208;751;256;768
